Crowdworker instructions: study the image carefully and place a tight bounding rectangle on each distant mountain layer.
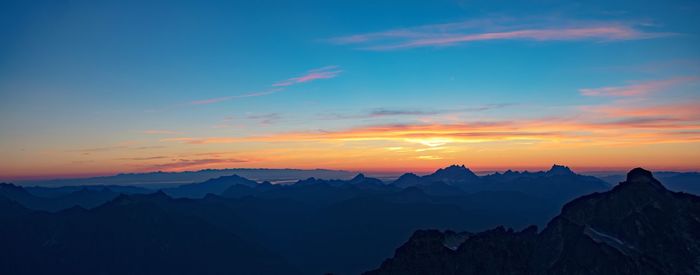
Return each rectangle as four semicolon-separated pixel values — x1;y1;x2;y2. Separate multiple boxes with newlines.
15;168;358;188
393;164;611;204
366;168;700;275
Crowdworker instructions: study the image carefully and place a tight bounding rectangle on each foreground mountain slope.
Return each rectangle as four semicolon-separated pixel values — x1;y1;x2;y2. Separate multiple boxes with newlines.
366;168;700;275
0;192;297;275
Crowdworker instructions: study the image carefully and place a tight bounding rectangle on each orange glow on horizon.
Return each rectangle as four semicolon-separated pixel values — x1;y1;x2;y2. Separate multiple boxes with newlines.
2;101;699;180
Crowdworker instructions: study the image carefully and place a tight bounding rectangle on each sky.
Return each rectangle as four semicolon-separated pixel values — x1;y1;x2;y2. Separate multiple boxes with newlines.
1;0;700;180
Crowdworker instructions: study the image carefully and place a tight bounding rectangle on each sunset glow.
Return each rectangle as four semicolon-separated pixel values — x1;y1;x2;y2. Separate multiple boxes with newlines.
1;1;699;180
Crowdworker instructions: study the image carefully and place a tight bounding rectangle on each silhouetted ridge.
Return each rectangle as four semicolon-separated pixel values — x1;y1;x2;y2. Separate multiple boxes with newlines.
163;174;258;198
367;168;700;274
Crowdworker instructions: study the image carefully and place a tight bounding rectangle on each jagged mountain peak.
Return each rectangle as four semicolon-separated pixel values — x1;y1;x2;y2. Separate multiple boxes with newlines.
351;173;366;181
429;164;478;179
441;164;470;172
546;164;575;176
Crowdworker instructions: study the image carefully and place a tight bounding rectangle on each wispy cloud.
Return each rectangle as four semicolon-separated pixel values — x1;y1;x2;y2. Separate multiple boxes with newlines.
162;100;700;147
417;155;443;160
142;158;249;171
118;156;170;161
141;130;181;135
583;102;700;120
246;113;282;124
69;144;165;154
327;18;670;50
580;77;697;97
189;66;341;106
190;89;282;105
272;66;342;87
68;145;128;153
320;104;512;120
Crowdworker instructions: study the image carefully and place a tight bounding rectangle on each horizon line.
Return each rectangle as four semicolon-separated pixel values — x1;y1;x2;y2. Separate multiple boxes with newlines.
4;164;699;182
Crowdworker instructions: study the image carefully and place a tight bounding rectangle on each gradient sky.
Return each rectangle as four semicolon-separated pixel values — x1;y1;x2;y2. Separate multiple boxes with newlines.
1;0;700;179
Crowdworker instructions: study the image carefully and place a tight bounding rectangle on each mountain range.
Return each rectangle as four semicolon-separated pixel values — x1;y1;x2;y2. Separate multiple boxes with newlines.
1;165;698;274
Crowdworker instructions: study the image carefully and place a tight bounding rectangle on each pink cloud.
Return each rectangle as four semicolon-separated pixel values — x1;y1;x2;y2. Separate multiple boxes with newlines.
580;77;697;97
189;66;340;106
142;158;249;171
582;101;700;121
272;66;342;87
327;18;670;50
385;27;639;50
190;89;282;105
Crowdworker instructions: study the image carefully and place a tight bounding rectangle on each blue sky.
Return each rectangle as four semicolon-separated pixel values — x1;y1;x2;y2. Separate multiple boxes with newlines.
1;0;699;178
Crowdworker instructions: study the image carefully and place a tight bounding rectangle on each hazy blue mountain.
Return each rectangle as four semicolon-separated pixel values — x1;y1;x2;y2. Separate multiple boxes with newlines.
15;168;358;188
393;165;481;188
366;168;700;275
163;174;259;198
660;172;700;194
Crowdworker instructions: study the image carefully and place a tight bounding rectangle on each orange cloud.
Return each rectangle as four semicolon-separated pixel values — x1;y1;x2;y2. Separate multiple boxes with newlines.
161;102;700;148
142;130;181;135
139;158;249;172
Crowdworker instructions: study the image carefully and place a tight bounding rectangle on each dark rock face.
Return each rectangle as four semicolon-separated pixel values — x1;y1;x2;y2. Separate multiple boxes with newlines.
366;168;700;275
